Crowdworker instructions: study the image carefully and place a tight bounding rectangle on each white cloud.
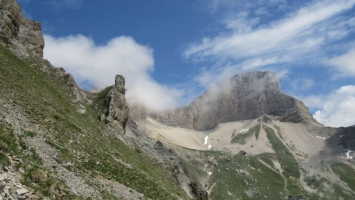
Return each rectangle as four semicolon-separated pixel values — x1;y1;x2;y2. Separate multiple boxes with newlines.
47;0;83;9
185;0;355;88
313;85;355;127
193;56;291;89
326;48;355;76
44;34;183;112
201;0;286;13
302;95;324;109
186;0;355;59
223;12;260;34
254;8;267;15
290;78;314;91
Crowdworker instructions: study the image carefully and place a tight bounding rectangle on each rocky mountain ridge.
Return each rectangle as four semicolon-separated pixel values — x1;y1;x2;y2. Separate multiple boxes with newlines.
151;71;315;131
0;0;44;58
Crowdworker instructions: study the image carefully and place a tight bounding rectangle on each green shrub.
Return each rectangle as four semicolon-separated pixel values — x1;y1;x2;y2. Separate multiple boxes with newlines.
0;152;10;166
24;131;37;137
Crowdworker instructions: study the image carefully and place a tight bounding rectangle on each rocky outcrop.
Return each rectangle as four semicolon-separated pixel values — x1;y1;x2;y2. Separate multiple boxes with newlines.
189;182;209;200
105;75;129;134
0;0;44;57
1;165;38;200
64;73;88;103
0;0;88;103
152;71;314;131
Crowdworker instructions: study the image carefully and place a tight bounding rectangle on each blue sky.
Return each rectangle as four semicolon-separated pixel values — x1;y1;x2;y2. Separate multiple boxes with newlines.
17;0;355;127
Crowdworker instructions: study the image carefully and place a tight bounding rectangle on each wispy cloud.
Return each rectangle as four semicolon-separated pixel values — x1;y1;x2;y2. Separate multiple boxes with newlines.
44;34;183;112
46;0;83;9
199;0;287;13
290;78;314;91
185;0;355;87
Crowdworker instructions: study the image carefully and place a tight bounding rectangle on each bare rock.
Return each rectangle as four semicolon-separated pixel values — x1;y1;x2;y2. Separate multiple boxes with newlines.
105;75;129;134
189;182;208;200
152;71;315;131
16;188;28;196
0;0;44;57
243;180;249;186
64;73;88;103
239;150;247;156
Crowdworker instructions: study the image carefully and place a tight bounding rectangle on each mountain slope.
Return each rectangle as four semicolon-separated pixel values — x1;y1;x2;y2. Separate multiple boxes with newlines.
0;1;194;199
1;1;355;200
133;114;355;199
0;41;195;199
132;71;355;199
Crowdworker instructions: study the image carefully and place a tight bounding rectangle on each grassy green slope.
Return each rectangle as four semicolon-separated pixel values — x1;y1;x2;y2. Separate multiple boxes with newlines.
204;124;355;200
263;125;302;194
0;44;189;199
208;151;286;200
331;162;355;192
231;124;261;144
0;123;79;198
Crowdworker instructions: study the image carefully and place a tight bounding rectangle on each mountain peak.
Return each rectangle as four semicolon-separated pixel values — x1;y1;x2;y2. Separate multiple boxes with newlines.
229;71;280;92
152;71;314;131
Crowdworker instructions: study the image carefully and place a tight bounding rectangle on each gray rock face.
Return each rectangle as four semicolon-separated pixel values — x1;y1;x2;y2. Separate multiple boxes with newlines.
105;75;129;134
152;71;314;131
0;0;44;57
63;73;88;103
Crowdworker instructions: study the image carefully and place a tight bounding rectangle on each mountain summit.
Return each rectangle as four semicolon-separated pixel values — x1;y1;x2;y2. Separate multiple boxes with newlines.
153;71;314;131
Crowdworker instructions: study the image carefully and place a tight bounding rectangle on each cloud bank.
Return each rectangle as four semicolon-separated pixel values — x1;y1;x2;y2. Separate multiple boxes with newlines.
326;48;355;77
44;34;183;111
313;85;355;127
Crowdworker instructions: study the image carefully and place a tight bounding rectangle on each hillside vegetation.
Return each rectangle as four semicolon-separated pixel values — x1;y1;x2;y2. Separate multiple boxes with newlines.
0;44;189;199
201;124;355;199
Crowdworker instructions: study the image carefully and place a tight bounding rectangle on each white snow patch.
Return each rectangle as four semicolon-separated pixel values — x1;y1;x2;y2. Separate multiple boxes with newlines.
204;136;209;145
316;136;326;140
239;129;248;133
346;151;353;159
208;172;212;175
208;145;212;149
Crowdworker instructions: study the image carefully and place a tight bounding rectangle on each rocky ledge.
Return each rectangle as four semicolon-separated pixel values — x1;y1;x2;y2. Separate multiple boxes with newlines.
0;157;38;200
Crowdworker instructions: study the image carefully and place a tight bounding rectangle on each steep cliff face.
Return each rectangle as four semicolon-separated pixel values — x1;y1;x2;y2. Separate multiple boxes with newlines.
153;71;314;131
0;0;44;57
105;75;129;134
